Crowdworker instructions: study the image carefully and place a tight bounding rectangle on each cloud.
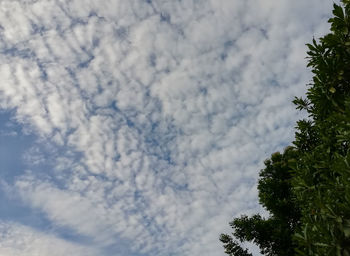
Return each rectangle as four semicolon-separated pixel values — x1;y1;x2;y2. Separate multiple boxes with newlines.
0;0;336;255
0;221;98;256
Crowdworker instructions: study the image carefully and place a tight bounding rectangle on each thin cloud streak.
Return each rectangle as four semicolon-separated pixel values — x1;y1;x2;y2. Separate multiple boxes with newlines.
0;221;99;256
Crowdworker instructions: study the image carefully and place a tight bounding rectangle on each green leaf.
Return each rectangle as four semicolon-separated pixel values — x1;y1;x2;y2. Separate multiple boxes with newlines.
314;242;330;247
295;248;307;255
306;43;317;52
333;3;345;19
329;87;336;93
344;227;350;238
294;233;305;240
344;220;350;237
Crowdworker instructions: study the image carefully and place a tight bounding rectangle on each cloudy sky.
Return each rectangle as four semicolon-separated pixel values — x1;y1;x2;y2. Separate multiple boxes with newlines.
0;0;337;255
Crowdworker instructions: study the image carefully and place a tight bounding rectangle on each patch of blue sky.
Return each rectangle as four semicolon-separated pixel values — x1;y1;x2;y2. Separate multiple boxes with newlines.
0;111;138;255
1;46;35;59
0;112;55;233
77;55;95;69
31;22;48;36
0;188;52;234
0;111;36;182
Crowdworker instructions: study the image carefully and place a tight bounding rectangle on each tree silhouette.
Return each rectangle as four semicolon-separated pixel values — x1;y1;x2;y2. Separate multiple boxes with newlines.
220;147;301;255
221;1;350;255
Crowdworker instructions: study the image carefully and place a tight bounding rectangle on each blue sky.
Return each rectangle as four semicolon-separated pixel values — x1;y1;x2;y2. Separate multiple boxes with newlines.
0;0;337;255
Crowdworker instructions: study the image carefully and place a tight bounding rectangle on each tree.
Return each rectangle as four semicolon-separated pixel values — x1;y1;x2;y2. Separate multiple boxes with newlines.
220;147;301;255
221;1;350;255
220;234;253;256
291;1;350;254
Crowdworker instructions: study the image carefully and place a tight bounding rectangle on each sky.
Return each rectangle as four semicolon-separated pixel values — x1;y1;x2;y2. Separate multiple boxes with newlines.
0;0;337;255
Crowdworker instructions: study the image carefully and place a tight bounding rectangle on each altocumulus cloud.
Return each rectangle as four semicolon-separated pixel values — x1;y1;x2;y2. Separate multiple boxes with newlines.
0;221;99;256
0;0;336;255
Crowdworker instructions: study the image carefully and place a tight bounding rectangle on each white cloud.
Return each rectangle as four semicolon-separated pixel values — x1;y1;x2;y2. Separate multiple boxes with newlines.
0;221;98;256
0;0;336;255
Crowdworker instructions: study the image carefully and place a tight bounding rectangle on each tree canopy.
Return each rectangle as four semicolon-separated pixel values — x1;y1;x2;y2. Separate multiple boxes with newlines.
220;147;301;256
221;1;350;255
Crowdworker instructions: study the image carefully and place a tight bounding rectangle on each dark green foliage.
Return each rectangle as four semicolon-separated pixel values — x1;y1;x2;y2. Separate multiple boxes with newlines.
219;234;252;256
221;1;350;255
292;1;350;255
258;148;300;225
220;148;301;255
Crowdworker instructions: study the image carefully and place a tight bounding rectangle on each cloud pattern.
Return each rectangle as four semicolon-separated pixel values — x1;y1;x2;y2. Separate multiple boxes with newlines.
0;0;336;255
0;221;99;256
